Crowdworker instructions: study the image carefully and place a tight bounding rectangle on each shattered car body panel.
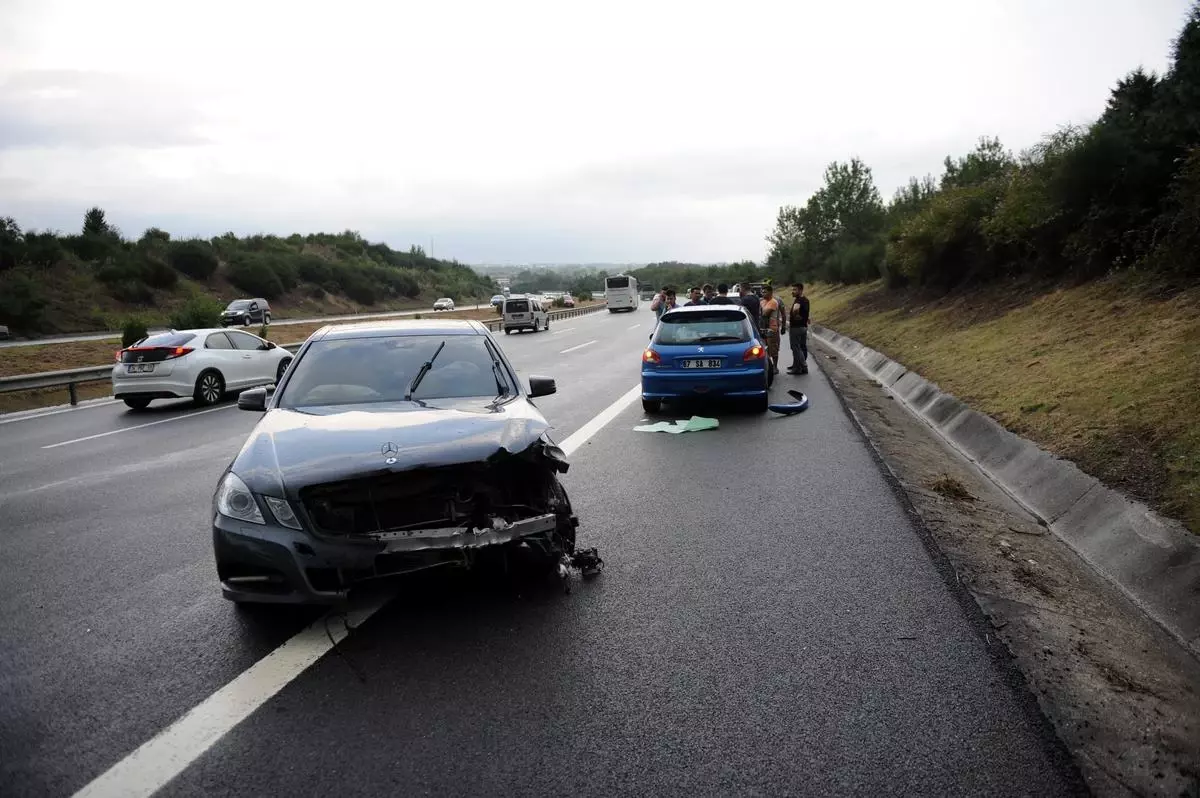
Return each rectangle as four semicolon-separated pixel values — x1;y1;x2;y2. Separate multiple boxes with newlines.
211;319;583;605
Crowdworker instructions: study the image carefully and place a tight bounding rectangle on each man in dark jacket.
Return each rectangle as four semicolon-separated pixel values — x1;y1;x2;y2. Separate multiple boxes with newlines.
787;282;811;375
708;283;737;305
738;280;761;325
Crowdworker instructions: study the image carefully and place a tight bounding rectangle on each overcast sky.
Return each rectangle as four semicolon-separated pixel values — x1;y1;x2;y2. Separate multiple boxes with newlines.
0;0;1192;264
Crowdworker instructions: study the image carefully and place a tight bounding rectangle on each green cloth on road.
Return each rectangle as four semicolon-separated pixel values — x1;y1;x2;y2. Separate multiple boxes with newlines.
634;416;720;434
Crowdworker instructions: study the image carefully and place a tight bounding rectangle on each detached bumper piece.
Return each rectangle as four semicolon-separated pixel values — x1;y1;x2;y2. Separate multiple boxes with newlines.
768;390;810;415
366;513;557;552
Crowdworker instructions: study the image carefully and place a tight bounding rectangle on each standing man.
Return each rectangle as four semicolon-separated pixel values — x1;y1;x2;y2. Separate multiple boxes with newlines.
651;285;671;320
758;282;784;375
683;287;704;306
708;283;736;305
739;280;761;326
787;282;811;375
701;284;716;304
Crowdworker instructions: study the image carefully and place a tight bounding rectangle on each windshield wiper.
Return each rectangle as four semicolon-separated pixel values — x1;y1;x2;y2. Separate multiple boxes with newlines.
694;335;742;342
404;340;446;401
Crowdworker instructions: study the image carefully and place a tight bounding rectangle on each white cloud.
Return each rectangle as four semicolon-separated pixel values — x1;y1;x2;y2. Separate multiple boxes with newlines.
0;0;1191;262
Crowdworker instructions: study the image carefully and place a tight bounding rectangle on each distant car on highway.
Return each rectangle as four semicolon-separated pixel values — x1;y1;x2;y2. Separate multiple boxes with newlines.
562;295;576;308
640;305;771;414
490;294;506;310
433;297;455;311
112;328;293;410
213;318;574;605
221;298;271;327
502;295;549;334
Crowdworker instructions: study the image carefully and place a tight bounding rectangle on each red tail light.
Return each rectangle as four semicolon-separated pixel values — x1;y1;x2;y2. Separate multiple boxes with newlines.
114;349;123;362
642;348;661;365
743;344;765;361
165;346;193;359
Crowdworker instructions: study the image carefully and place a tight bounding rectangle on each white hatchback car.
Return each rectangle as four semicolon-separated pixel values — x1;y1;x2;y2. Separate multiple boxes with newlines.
112;328;294;410
433;298;455;311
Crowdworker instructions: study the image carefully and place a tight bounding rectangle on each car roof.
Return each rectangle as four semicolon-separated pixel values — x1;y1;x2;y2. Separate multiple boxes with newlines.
311;319;487;341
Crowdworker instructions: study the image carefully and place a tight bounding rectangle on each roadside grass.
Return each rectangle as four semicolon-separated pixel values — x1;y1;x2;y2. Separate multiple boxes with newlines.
809;274;1200;534
0;302;602;412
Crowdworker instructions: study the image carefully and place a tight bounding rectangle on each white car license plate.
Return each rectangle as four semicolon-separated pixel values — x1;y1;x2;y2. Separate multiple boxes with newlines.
127;364;155;374
681;359;722;369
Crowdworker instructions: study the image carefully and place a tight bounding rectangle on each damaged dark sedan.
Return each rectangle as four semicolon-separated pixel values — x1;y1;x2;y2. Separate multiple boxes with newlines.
212;319;591;605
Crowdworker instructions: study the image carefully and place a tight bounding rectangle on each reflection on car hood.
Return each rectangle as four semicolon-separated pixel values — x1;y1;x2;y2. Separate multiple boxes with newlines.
230;397;561;499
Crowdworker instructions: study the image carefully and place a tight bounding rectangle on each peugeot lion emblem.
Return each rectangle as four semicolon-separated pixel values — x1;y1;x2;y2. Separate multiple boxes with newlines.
381;442;399;465
697;347;704;353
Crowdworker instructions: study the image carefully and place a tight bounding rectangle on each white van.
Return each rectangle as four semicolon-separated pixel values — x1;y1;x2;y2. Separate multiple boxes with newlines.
502;295;550;334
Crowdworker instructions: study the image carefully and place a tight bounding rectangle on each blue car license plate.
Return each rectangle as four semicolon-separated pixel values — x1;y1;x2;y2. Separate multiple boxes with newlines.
681;359;721;369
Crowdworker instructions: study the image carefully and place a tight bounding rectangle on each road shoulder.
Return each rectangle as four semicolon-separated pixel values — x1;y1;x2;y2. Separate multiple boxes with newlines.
811;338;1200;798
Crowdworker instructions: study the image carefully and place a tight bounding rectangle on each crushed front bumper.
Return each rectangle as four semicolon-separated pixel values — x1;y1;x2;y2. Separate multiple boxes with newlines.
212;512;558;605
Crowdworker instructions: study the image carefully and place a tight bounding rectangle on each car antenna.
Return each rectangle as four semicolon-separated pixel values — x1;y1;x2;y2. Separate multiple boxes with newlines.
404;339;446;401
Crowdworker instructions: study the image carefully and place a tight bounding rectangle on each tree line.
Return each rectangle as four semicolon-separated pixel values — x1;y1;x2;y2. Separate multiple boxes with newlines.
767;3;1200;289
0;209;497;331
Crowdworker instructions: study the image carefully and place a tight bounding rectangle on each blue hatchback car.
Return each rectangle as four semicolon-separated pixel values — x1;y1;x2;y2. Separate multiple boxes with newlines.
641;305;771;413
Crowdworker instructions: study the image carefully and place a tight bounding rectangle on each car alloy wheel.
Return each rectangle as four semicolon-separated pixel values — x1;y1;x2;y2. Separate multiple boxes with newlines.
195;372;224;406
277;357;292;383
242;317;251;326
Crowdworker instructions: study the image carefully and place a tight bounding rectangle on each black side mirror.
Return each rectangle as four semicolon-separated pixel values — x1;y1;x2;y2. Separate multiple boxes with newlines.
238;386;271;411
528;375;556;398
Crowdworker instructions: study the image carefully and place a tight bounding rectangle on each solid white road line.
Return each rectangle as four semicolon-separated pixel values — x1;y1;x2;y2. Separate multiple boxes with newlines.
69;380;641;798
559;383;640;456
42;405;236;449
70;592;394;798
558;340;596;355
627;323;641;330
0;398;121;426
550;327;576;335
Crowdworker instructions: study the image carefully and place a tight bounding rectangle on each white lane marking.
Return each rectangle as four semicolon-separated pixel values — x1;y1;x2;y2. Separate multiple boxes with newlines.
70;592;394;798
0;398;120;426
550;326;576;335
559;383;640;456
627;323;641;330
71;380;640;797
559;340;597;355
42;405;236;449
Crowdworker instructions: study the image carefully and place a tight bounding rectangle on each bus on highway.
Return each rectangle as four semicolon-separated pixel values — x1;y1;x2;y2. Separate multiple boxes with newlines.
604;274;639;312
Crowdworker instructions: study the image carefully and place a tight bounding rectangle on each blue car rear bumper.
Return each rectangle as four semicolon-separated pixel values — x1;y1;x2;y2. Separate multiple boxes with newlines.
641;368;768;400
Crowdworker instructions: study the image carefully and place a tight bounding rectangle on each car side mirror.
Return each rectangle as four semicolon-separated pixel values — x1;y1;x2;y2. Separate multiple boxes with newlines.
528;375;556;398
238;386;271;411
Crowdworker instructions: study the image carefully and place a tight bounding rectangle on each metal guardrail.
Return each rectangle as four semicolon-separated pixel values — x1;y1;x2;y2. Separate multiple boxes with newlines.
0;303;608;405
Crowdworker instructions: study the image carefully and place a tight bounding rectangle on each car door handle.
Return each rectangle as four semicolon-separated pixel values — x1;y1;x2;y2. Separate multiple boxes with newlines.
242;354;252;359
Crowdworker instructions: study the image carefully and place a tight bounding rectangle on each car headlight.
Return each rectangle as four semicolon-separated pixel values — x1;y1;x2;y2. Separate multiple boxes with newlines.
215;472;265;525
263;496;302;530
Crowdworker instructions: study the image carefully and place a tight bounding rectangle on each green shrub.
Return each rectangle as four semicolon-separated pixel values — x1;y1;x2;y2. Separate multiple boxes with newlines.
0;271;48;331
341;272;377;305
296;254;333;285
143;256;178;289
110;280;154;305
120;316;150;346
553;296;567;308
258;322;270;339
227;255;284;298
168;240;219;280
168;295;225;329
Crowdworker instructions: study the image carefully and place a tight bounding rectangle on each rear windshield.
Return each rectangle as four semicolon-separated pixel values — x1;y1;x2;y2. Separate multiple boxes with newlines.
133;332;196;348
653;311;751;345
226;300;252;310
505;300;530;313
279;334;509;407
606;276;630;289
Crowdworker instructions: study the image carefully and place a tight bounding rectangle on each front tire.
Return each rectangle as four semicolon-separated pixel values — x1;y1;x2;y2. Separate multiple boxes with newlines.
263;313;271;325
123;397;151;411
642;398;661;414
276;357;292;383
242;317;251;327
194;371;225;406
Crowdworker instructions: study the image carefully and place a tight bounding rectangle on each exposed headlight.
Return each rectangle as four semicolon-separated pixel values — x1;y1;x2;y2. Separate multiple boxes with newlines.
263;496;302;530
215;472;265;525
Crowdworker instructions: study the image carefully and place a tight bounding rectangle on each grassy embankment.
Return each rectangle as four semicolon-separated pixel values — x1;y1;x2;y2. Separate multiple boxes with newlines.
808;275;1200;534
0;302;600;413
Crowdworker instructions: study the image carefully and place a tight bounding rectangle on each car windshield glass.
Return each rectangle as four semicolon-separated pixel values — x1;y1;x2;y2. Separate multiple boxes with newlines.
134;332;195;348
654;312;751;345
279;335;508;407
226;300;251;310
505;300;529;313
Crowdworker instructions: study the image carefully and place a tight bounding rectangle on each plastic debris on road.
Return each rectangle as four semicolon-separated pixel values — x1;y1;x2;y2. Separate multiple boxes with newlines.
634;416;720;434
768;390;810;416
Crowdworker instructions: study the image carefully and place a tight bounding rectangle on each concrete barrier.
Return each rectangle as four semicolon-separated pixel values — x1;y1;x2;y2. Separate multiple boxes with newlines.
811;325;1200;657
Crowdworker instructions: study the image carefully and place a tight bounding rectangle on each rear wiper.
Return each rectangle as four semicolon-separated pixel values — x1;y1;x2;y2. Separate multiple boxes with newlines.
404;340;446;401
695;335;742;342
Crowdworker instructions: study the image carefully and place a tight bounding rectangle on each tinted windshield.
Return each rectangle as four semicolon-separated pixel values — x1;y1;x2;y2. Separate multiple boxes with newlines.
606;276;630;289
279;335;508;407
654;311;752;345
226;300;252;310
135;332;196;348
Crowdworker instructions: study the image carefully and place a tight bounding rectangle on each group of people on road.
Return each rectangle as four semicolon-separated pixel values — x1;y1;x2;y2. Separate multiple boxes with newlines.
649;280;811;376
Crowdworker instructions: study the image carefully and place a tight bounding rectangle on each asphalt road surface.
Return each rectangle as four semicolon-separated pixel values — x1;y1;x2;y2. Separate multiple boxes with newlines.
0;308;1084;797
0;305;490;349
